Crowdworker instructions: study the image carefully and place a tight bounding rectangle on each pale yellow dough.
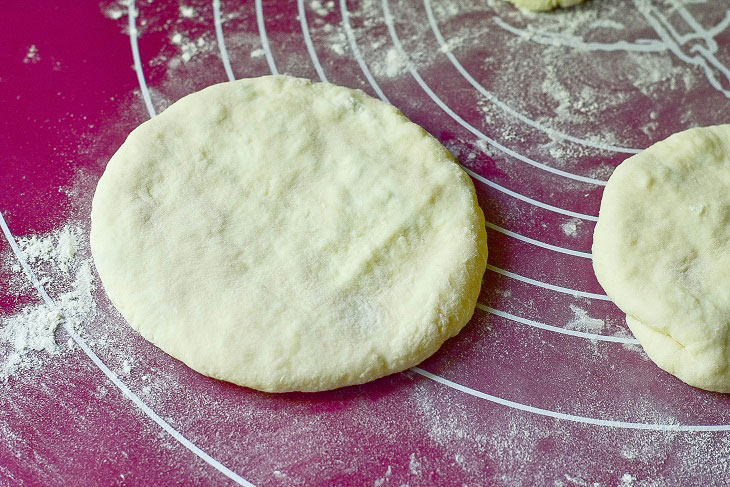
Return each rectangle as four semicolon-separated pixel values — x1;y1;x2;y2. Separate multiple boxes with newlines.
91;75;488;392
508;0;584;11
593;125;730;392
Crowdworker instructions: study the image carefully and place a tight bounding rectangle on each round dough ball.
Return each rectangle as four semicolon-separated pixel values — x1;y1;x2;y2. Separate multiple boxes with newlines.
593;125;730;392
508;0;584;11
91;75;488;393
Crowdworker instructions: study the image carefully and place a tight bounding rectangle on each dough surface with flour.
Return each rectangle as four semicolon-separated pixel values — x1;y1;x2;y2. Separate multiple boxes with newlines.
508;0;584;11
91;76;487;392
593;125;730;392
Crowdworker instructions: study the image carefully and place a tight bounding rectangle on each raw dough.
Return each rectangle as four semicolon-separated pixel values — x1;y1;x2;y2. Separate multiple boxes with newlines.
91;75;488;393
593;125;730;392
508;0;584;11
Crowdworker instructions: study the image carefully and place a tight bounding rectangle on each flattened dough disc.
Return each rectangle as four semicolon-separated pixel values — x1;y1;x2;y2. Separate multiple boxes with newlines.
91;75;488;393
593;125;730;392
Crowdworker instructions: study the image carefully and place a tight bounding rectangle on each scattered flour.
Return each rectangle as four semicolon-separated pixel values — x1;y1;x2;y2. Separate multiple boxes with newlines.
565;305;605;334
408;452;422;476
310;0;335;17
179;5;196;18
498;289;513;298
560;218;581;237
0;306;63;379
562;473;600;487
0;225;96;381
373;465;392;486
381;48;407;77
328;31;347;56
104;6;125;20
23;45;39;64
171;33;210;63
621;472;636;486
121;359;133;375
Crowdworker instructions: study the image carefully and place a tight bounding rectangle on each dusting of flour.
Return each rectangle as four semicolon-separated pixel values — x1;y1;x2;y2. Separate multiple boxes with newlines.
565;304;605;335
0;225;95;381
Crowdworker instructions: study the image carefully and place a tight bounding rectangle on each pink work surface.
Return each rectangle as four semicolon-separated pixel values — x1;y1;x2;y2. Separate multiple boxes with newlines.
2;0;730;485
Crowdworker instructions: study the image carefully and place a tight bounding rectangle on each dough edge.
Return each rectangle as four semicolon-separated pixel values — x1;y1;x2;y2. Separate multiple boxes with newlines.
627;315;730;392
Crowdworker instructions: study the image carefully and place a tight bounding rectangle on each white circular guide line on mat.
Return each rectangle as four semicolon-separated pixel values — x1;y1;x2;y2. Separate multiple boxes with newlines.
487;264;610;301
380;0;607;187
213;0;236;82
340;0;391;103
255;0;279;75
462;167;598;221
421;0;641;155
477;304;638;344
0;210;253;486
128;0;155;117
484;222;593;259
412;367;730;431
298;0;329;83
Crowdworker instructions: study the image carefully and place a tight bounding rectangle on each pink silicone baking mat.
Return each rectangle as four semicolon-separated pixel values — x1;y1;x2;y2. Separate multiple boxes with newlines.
2;0;730;485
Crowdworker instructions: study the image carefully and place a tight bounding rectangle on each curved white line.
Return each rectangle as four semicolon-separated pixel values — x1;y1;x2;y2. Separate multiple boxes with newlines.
638;0;730;98
462;167;598;221
412;368;730;431
476;304;637;344
298;0;328;82
255;0;279;75
492;16;668;53
487;264;609;300
677;9;730;45
128;0;156;117
0;213;254;486
340;0;391;103
423;0;641;154
380;0;607;186
484;221;593;259
213;0;236;82
661;0;730;54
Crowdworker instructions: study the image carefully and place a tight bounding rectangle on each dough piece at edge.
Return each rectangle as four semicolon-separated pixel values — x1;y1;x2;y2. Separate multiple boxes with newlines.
593;124;730;392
